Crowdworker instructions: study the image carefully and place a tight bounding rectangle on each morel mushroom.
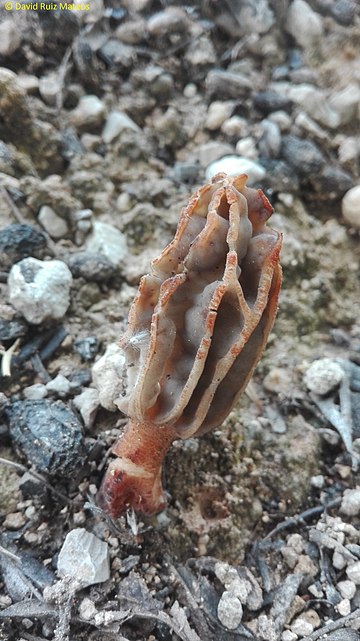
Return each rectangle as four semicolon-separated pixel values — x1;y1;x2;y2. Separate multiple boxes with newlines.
97;173;282;517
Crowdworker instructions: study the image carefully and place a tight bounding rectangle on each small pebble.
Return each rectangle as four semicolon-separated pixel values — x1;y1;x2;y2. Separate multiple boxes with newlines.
333;550;347;571
23;384;48;400
46;374;72;398
310;475;325;489
70;95;106;130
342;185;360;229
235;137;258;159
290;617;314;636
3;511;26;530
303;358;344;395
205;101;234;131
102;110;140;143
263;367;289;393
67;252;116;283
281;632;298;641
286;0;323;49
335;598;351;616
0;224;46;269
337;580;356;600
0;20;22;57
217;591;243;630
58;528;110;588
8;258;72;324
281;135;325;177
38;205;69;239
92;343;126;411
340;487;360;516
73;387;99;429
79;597;97;621
85;221;128;267
205;155;266;184
346;561;360;584
74;336;99;361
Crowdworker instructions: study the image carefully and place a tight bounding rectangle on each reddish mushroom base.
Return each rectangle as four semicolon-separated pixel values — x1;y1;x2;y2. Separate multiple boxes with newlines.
97;419;177;517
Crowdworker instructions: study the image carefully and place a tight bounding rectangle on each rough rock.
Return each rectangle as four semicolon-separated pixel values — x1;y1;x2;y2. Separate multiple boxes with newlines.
4;400;85;476
70;95;106;130
66;252;116;282
73;388;99;429
57;528;110;588
304;358;344;395
0;224;46;269
92;343;126;411
8;258;73;324
217;591;243;630
85;221;128;267
340;487;360;516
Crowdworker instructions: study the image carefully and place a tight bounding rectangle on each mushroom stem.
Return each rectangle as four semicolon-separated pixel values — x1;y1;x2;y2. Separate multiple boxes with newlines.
97;419;177;517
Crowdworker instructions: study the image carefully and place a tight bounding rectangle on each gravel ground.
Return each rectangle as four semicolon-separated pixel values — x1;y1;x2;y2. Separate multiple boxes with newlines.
0;1;360;640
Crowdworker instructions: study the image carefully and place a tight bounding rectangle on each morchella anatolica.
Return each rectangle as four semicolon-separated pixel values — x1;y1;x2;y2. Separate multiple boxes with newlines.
97;173;282;517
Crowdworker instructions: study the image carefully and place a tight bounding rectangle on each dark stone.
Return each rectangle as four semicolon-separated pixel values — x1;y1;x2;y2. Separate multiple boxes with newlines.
253;91;293;115
74;336;99;361
259;159;300;193
329;0;356;25
206;69;252;99
173;162;200;183
0;224;46;267
19;472;49;504
67;368;92;388
4;400;86;476
0;318;28;342
281;135;325;177
310;165;353;199
66;252;116;282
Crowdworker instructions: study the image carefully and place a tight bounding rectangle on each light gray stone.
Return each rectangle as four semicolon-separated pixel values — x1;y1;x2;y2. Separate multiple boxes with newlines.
73;388;99;428
337;579;356;600
23;384;48;400
39;73;62;107
92;343;126;411
58;528;110;588
205;156;266;184
70;95;106;129
235;137;258;159
217;591;243;630
287;84;340;129
205;101;234;131
85;221;127;266
286;0;323;50
346;561;360;584
342;185;360;229
303;358;344;395
0;20;22;57
290;617;314;636
102;110;140;143
198;141;234;167
8;258;72;324
46;374;72;398
38;205;69;239
329;84;360;126
340;487;360;516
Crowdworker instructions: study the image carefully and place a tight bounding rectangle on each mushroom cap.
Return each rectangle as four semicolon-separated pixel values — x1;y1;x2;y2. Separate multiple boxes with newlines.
117;173;282;438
